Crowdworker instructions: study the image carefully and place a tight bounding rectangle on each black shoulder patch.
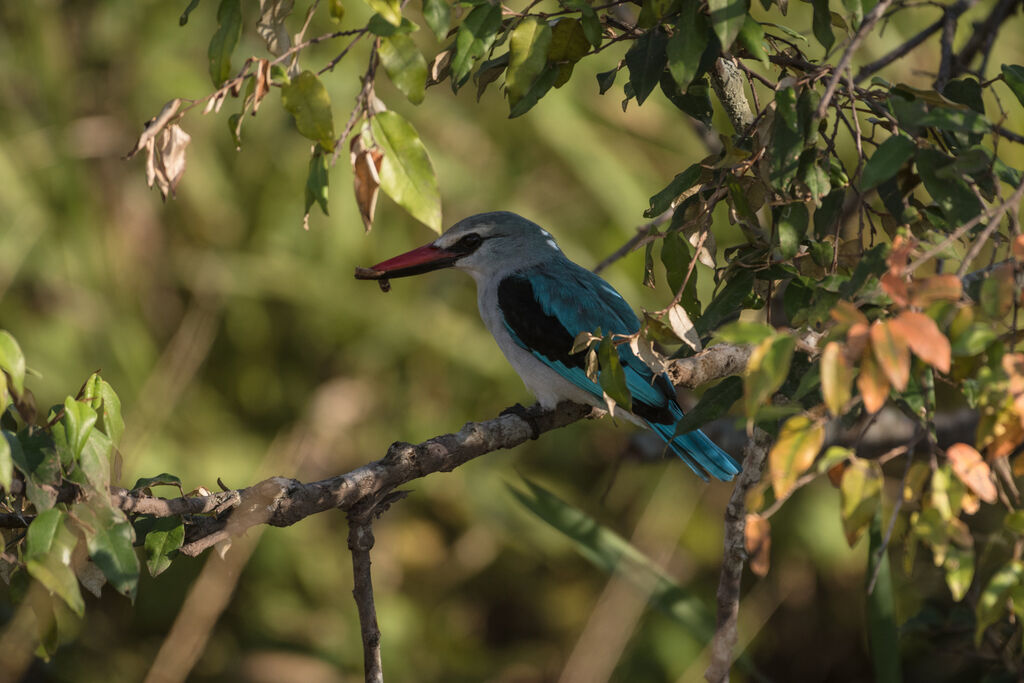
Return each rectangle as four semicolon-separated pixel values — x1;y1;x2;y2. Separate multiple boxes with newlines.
497;275;584;369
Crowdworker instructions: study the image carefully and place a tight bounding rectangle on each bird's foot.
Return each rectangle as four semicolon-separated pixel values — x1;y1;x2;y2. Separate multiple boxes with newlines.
501;402;541;440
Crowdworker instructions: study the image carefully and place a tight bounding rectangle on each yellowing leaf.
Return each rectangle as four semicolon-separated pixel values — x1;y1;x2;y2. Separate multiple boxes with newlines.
830;300;869;328
371;111;442;232
891;311;951;374
769;415;825;499
870;319;910;391
1013;234;1024;262
840;457;883;546
946;443;997;504
744;514;771;577
820;341;854;417
744;334;796;419
857;348;890;414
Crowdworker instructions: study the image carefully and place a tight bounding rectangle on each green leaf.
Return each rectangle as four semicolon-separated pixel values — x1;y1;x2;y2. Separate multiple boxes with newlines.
281;71;336;151
708;0;748;51
371;110;442;232
144;516;185;577
548;18;589;86
131;473;183;491
951;322;997;357
646;164;701;218
330;0;346;22
840;457;882;546
363;0;401;26
379;34;427;105
737;16;768;65
1000;64;1024;108
774;202;808;259
0;330;26;396
666;0;709;90
509;478;715;641
78;503;140;600
451;3;502;88
674;376;742;434
26;509;85;616
14;430;62;511
695;269;755;336
208;0;242;87
180;0;202;26
744;334;796;418
866;512;902;683
660;74;713;124
561;0;602;47
506;18;553;110
810;0;834;52
917;108;989;134
95;379;124;446
975;560;1024;645
770;87;802;190
597;337;632;412
944;545;974;602
713;320;775;344
624;27;668;106
861;135;916;190
916;148;982;226
508;63;559;118
78;430;113;493
61;397;97;462
660;232;699;317
0;429;14;493
769;415;825;499
422;0;451;40
368;13;419;36
304;149;330;217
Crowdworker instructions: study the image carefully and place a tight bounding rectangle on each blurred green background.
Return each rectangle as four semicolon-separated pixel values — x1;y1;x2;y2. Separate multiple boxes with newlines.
1;1;1022;681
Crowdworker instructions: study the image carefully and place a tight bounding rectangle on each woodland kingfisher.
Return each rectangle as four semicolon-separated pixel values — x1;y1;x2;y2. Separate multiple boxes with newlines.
355;211;739;481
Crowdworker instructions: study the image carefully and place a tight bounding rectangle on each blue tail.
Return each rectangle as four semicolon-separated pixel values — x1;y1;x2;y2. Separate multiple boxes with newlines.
648;421;740;482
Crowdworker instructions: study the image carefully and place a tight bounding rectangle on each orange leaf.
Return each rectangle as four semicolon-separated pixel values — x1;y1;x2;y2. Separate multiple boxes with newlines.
831;301;869;328
891;311;951;374
886;234;917;273
909;274;962;307
880;271;909;307
857;347;890;413
846;322;869;362
745;514;771;577
870;320;911;391
946;443;997;504
1013;234;1024;262
821;341;854;417
1002;353;1024;427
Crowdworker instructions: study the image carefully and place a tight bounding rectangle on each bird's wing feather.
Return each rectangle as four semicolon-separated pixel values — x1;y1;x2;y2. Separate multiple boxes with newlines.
496;265;673;422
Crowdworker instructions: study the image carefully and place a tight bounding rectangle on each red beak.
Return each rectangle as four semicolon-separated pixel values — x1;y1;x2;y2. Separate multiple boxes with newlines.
354;242;460;282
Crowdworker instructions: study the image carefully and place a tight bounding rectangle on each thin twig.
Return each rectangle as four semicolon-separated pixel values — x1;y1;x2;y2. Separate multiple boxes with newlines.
349;512;384;683
817;0;898;119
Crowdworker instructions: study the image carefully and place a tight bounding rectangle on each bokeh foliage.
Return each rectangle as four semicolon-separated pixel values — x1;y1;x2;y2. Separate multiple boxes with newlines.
2;0;1024;681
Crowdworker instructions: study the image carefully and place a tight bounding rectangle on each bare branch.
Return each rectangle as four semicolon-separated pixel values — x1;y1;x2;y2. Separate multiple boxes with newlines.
349;510;385;683
817;0;898;119
705;428;771;683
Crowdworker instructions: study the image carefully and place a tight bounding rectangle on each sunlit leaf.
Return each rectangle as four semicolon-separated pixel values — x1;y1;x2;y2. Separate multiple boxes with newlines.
506;18;553;111
820;341;854;417
77;503;139;600
714;321;775;344
25;509;85;616
0;330;26;396
870;320;910;392
144;516;185;577
951;323;997;357
61;397;97;462
975;560;1024;645
769;415;825;499
946;443;997;504
857;347;890;414
744;334;796;419
890;311;950;373
364;0;401;25
379;34;428;105
371;110;442;232
451;3;502;87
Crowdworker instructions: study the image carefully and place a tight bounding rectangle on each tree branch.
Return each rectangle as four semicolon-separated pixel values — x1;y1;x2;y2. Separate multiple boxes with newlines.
705;428;771;683
708;57;755;137
5;344;745;552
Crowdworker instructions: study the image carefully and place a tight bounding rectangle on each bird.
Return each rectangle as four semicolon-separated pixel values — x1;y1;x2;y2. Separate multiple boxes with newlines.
355;211;739;481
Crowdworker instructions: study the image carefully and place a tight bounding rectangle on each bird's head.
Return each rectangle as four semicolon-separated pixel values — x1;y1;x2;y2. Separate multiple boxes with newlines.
355;212;563;286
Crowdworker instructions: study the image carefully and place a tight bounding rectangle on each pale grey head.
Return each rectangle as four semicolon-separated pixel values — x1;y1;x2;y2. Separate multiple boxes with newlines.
432;211;564;279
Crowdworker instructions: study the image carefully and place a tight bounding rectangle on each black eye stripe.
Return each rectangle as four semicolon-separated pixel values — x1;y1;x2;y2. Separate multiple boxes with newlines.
451;232;483;254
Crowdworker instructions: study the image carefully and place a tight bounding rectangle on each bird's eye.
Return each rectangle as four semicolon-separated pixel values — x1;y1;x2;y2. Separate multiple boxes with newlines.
454;233;483;252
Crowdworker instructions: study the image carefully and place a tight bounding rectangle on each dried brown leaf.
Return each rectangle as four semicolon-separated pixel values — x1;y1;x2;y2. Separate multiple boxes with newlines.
124;99;181;159
880;270;909;307
253;58;271;114
350;136;383;232
145;124;191;200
